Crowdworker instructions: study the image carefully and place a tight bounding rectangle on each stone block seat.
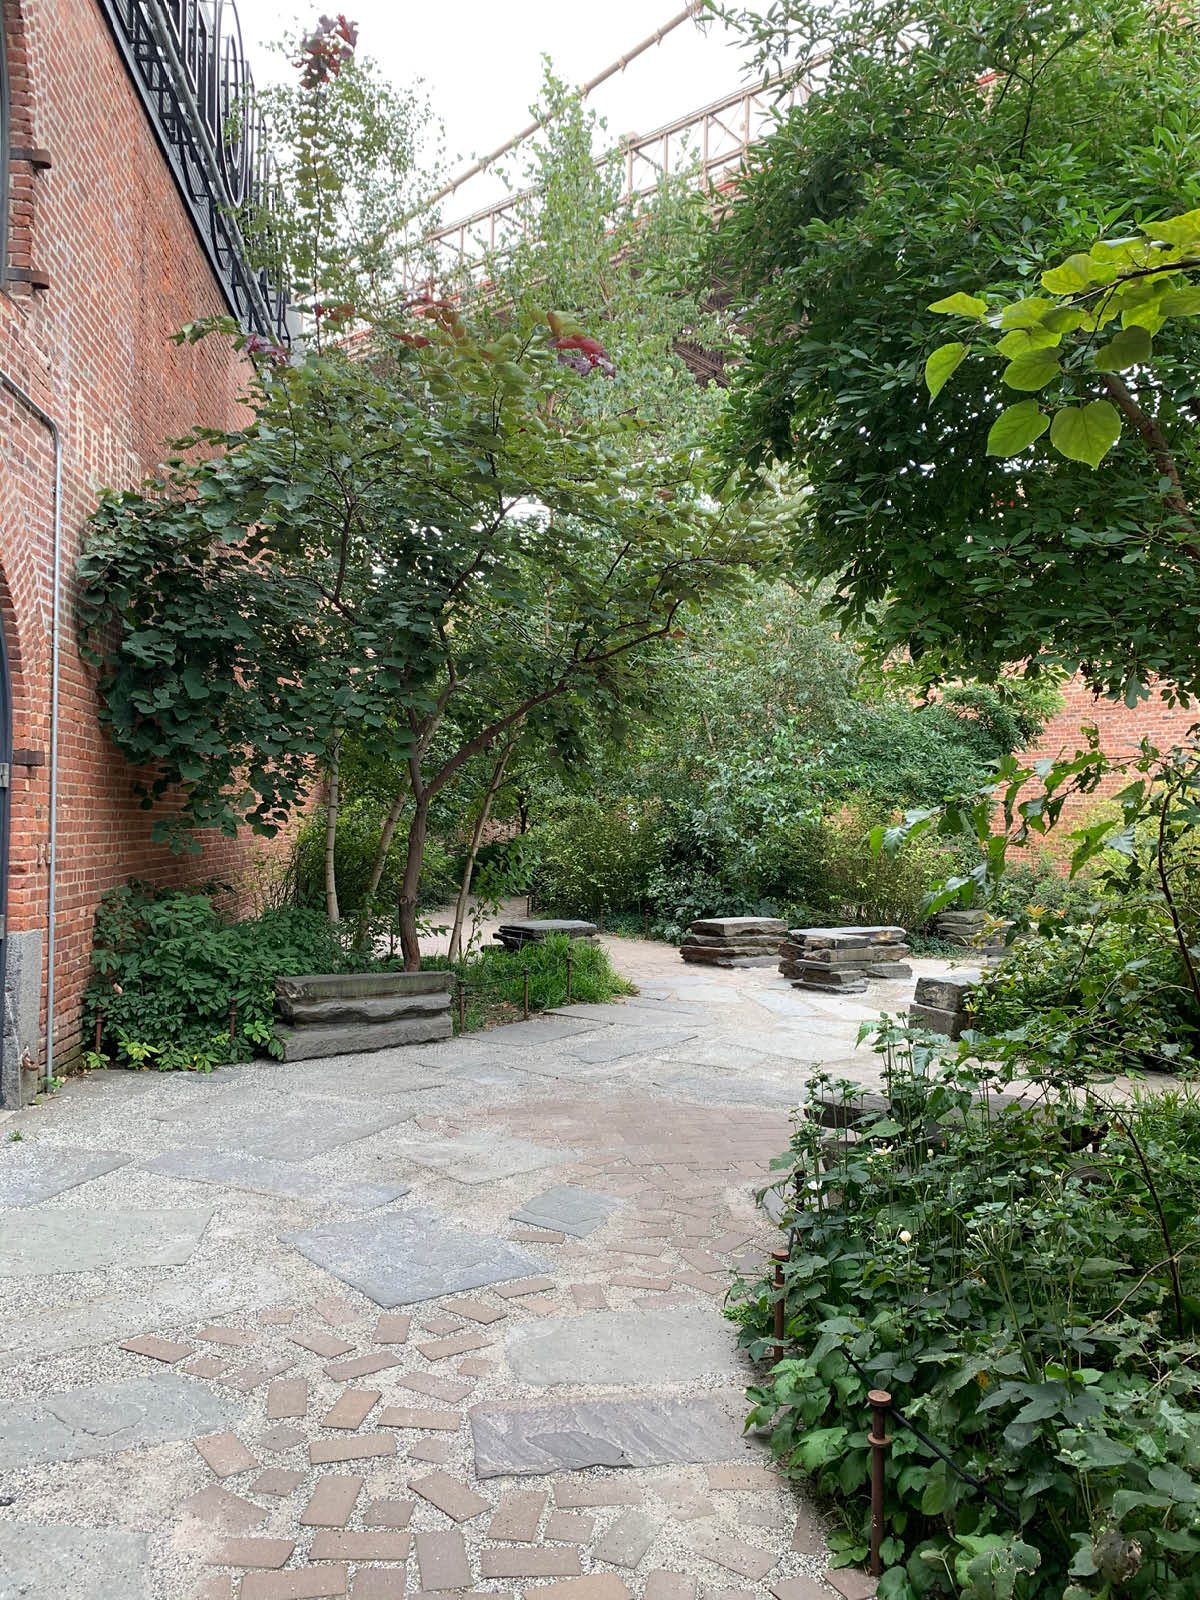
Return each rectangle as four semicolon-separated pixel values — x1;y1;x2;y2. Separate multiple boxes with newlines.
493;919;598;952
780;926;913;993
679;916;787;969
273;970;454;1060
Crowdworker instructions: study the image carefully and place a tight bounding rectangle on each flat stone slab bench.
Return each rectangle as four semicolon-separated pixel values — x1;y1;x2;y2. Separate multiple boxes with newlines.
780;925;912;992
680;916;786;968
494;919;598;951
274;971;454;1060
907;968;984;1039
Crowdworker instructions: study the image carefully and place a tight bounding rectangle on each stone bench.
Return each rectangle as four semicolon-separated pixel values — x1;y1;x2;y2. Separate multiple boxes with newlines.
273;970;454;1060
906;969;984;1039
494;919;598;952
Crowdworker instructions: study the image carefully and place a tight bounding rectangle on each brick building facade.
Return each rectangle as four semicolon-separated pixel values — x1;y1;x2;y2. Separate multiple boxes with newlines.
0;0;296;1105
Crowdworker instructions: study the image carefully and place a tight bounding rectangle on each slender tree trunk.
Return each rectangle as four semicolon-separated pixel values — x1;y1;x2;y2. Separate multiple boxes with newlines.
324;733;342;924
398;789;431;971
448;741;515;962
353;784;408;952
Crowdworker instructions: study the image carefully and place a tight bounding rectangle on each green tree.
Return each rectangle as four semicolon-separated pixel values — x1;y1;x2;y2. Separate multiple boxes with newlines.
703;0;1200;700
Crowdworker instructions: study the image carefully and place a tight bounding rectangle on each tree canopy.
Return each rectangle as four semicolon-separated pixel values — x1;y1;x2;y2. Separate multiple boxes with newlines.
705;0;1200;700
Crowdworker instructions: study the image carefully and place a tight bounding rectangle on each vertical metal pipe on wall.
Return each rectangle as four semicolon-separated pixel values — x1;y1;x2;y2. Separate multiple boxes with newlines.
0;366;62;1096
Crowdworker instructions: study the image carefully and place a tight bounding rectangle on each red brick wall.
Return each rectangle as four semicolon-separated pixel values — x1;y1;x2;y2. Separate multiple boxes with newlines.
1;0;301;1074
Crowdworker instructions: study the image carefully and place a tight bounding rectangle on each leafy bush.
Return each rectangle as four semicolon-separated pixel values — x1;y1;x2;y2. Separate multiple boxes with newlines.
737;1040;1200;1599
84;881;389;1070
427;932;634;1030
293;802;461;915
533;795;665;918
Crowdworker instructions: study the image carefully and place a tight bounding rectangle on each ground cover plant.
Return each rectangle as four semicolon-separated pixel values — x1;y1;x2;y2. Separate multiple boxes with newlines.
735;1034;1200;1599
429;932;635;1033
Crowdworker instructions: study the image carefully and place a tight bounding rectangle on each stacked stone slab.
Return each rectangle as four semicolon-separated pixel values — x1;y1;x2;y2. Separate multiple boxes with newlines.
907;969;982;1039
273;970;454;1060
680;916;787;968
780;925;913;993
934;908;1011;955
494;918;598;952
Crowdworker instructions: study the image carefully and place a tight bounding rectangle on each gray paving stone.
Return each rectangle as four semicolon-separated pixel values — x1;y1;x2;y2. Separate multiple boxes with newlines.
0;1144;133;1205
487;1017;599;1047
0;1521;151;1598
593;1508;662;1568
393;1134;574;1185
142;1147;409;1209
470;1396;745;1477
505;1308;740;1386
180;1100;413;1160
289;1206;548;1306
0;1265;287;1367
510;1185;621;1238
0;1374;242;1469
0;1207;212;1278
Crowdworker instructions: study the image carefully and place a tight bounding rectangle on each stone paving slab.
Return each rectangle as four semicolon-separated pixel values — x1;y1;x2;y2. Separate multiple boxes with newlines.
0;1520;152;1598
486;1018;600;1048
142;1147;410;1209
564;1028;700;1065
0;1206;213;1278
391;1133;575;1185
0;1144;133;1205
0;1374;242;1469
505;1307;741;1386
179;1102;414;1161
470;1396;746;1476
289;1206;548;1306
509;1185;621;1238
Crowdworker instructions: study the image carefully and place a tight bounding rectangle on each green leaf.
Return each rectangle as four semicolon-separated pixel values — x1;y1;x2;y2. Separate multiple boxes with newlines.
1161;285;1200;316
1001;351;1060;391
995;326;1060;358
1049;401;1121;468
986;400;1050;457
928;293;988;319
924;342;968;398
1041;253;1100;294
1094;325;1152;370
1141;208;1200;247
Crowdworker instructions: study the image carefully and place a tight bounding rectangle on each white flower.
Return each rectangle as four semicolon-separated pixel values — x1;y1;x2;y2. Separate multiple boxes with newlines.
899;1229;913;1244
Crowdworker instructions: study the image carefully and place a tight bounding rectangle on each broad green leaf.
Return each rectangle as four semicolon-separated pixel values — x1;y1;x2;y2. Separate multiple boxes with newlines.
1001;351;1060;391
1094;325;1152;371
986;399;1050;456
1049;401;1121;468
928;292;988;319
924;341;968;398
1161;285;1200;316
996;326;1060;357
1141;208;1200;247
999;297;1053;331
1041;253;1098;294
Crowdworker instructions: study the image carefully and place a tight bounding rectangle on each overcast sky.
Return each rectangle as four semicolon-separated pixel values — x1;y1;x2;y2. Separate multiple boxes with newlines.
233;1;764;217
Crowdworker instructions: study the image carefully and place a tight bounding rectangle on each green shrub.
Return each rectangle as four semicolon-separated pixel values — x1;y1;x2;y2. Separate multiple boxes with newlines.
83;881;388;1071
427;932;634;1029
533;795;664;918
737;1042;1200;1598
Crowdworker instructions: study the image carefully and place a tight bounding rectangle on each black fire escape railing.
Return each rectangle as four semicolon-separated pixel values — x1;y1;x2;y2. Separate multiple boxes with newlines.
95;0;291;341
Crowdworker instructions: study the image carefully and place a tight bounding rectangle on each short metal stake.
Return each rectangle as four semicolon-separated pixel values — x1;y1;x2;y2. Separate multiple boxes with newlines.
566;952;573;1003
228;998;237;1045
94;1011;103;1055
522;967;530;1019
457;981;466;1033
868;1389;893;1578
771;1247;788;1363
642;907;649;939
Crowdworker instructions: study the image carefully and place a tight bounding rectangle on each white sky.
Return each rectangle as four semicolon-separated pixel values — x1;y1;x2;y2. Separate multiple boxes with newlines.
233;1;764;218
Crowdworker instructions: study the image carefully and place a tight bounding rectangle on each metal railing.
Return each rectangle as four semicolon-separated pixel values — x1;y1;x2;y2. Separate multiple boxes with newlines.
96;0;291;340
408;71;820;290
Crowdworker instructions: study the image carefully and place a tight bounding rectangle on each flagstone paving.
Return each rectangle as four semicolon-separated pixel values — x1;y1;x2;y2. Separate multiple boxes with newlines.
0;932;904;1599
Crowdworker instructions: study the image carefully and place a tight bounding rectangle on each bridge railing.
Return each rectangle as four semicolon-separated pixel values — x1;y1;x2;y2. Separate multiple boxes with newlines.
403;70;820;291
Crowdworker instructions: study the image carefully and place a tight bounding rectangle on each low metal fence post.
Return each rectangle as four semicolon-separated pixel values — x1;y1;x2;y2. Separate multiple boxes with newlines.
522;967;530;1019
868;1388;893;1578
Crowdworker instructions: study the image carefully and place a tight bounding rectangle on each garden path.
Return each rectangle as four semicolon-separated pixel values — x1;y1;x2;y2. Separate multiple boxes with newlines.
0;938;923;1600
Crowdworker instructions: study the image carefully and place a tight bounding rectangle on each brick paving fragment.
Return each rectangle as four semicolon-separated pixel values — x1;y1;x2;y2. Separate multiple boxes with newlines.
771;1579;837;1600
378;1405;461;1431
374;1313;411;1344
267;1379;309;1420
309;1433;396;1465
300;1476;364;1527
420;1314;462;1336
221;1359;298;1392
289;1331;355;1358
316;1296;359;1325
442;1296;507;1324
416;1331;492;1361
349;1573;406;1599
183;1355;231;1379
325;1353;402;1381
487;1489;546;1541
323;1388;382;1429
410;1469;491;1522
493;1276;556;1298
644;1572;698;1600
553;1480;643;1508
252;1468;306;1497
197;1324;256;1346
260;1425;307;1452
543;1510;593;1542
683;1526;778;1581
178;1485;266;1530
364;1498;415;1528
259;1307;300;1326
195;1432;259;1479
240;1568;349;1600
120;1333;195;1363
206;1537;294;1568
706;1465;779;1491
570;1283;608;1309
538;1580;630;1600
457;1357;493;1376
309;1530;412;1561
409;1437;454;1463
826;1572;877;1600
395;1371;472;1403
414;1528;472;1590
